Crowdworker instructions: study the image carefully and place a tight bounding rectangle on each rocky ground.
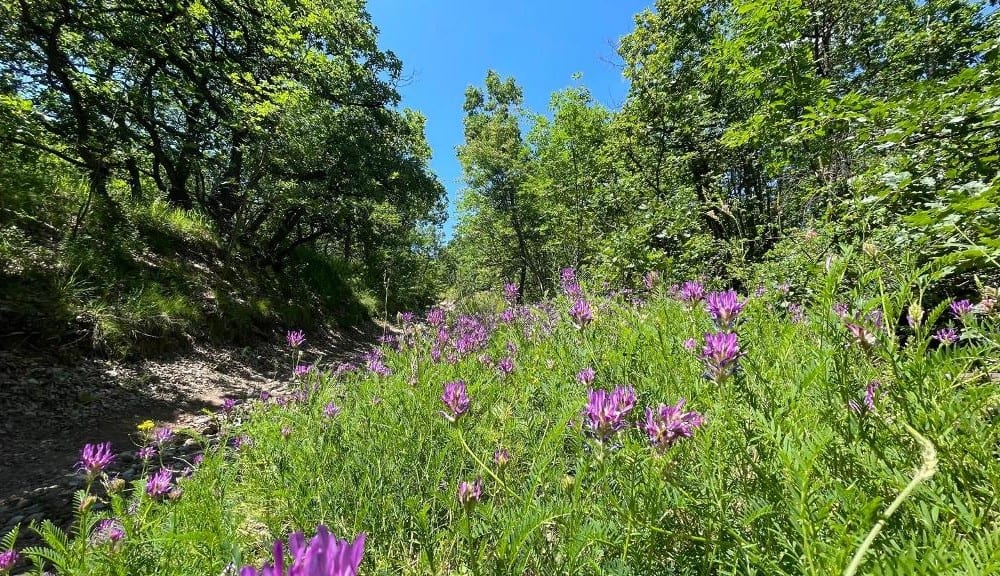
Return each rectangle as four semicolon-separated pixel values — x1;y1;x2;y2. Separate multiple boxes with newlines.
0;324;382;550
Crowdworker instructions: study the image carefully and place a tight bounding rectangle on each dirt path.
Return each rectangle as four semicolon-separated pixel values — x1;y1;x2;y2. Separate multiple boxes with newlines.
0;324;381;538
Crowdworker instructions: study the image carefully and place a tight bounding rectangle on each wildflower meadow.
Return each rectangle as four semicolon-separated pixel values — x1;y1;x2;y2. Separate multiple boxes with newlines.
2;252;998;576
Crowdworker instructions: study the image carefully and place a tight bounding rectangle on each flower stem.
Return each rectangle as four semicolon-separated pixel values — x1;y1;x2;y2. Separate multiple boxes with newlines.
842;422;937;576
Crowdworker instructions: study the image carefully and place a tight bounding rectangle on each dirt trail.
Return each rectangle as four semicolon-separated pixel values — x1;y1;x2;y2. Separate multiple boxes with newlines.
0;325;380;537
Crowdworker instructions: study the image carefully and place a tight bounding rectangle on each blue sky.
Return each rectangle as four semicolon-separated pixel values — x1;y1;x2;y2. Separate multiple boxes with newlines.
367;1;653;238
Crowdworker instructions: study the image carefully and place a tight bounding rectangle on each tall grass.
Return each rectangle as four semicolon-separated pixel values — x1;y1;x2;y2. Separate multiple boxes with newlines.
7;255;999;575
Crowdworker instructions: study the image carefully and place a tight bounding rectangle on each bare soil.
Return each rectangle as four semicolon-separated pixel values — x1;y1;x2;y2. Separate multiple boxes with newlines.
0;324;382;536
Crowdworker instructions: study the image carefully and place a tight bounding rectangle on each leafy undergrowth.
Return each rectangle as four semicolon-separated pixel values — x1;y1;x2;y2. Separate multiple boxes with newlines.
0;174;373;357
3;259;999;575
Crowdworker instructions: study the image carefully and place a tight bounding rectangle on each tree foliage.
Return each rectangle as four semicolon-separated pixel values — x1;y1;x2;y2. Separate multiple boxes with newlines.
450;0;999;297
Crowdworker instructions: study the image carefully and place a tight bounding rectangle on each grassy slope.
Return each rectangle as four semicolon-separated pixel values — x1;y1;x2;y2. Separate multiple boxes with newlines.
1;168;373;357
22;262;1000;575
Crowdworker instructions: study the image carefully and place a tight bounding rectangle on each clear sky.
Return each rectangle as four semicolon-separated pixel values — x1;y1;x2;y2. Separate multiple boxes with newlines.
366;1;653;238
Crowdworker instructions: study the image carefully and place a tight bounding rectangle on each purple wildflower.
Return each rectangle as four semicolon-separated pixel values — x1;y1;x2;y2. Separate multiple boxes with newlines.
138;446;157;461
455;315;493;355
576;367;596;385
643;399;704;452
259;390;271;403
497;356;515;376
232;434;250;449
776;282;791;296
145;469;172;500
426;308;445;327
78;442;115;479
222;398;237;412
457;477;483;511
582;386;637;442
569;298;593;327
294;364;312;377
239;525;365;576
753;284;766;298
864;380;879;411
192;454;204;466
286;330;306;348
705;290;745;328
399;311;415;324
934;327;958;345
950;299;974;320
700;332;743;383
365;349;392;377
441;380;470;422
93;518;125;545
677;281;705;305
494;448;510;468
503;282;520;304
683;338;697;352
0;550;18;572
561;268;582;297
499;308;516;324
323;402;340;418
152;427;173;445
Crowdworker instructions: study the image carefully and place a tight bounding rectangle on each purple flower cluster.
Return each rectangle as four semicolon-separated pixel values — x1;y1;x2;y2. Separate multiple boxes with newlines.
950;299;974;320
138;446;157;461
576;367;595;385
493;448;510;468
92;518;125;545
499;308;517;323
0;550;18;573
457;477;483;512
677;281;705;306
286;330;306;348
441;380;470;422
700;332;743;383
294;364;313;378
503;282;520;305
643;399;704;452
364;349;392;377
705;290;745;328
146;468;173;500
239;525;365;576
934;327;958;345
152;427;173;445
569;298;593;327
222;397;238;412
496;356;515;376
583;386;636;442
426;308;446;327
561;267;582;297
78;442;115;480
428;314;497;363
323;402;340;418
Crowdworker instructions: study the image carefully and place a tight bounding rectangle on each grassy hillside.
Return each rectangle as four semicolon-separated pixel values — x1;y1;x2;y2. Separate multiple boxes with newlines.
5;256;998;575
0;161;376;357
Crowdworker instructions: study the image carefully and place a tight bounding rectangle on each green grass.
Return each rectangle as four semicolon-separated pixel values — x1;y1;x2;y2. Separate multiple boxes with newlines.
11;257;1000;575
